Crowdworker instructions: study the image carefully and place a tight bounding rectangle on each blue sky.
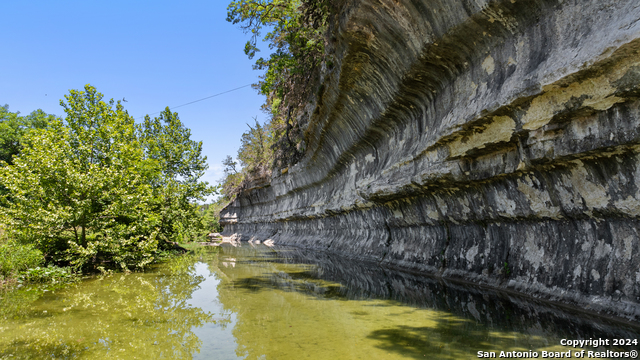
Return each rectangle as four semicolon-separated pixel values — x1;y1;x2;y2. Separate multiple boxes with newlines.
1;0;271;193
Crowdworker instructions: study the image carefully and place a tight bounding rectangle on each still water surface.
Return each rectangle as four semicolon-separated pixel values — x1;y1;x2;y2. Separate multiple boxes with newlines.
1;244;638;359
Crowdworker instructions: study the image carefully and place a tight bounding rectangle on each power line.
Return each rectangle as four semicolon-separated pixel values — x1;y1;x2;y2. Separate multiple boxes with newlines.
138;83;253;119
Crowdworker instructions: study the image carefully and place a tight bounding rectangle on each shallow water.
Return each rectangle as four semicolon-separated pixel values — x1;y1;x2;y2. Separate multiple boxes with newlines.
1;244;638;359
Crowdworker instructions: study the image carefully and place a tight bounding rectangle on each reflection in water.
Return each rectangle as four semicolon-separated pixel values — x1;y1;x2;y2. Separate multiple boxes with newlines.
0;251;228;359
1;244;638;359
213;245;640;360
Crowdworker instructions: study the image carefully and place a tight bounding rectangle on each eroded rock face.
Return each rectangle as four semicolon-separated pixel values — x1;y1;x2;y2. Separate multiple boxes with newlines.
221;0;640;321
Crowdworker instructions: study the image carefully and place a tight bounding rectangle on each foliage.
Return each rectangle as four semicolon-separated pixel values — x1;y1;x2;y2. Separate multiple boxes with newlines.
199;201;226;234
0;238;78;288
221;155;245;199
0;241;43;280
239;118;271;174
223;0;340;198
141;108;214;245
0;87;157;270
227;0;336;107
0;105;55;165
0;85;212;272
19;264;79;285
220;119;272;199
503;262;511;276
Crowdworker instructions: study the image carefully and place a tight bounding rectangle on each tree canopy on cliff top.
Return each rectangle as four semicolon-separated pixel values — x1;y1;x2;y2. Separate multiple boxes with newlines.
222;0;338;200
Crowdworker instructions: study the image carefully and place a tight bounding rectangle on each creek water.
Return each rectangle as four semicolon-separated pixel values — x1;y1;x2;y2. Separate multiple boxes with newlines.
1;244;638;359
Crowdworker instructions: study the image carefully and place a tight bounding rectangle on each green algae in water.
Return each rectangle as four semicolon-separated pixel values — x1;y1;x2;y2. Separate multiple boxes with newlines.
0;251;231;359
1;245;638;359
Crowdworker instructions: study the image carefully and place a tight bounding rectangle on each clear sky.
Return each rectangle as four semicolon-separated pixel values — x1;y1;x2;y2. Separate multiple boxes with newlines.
1;0;271;193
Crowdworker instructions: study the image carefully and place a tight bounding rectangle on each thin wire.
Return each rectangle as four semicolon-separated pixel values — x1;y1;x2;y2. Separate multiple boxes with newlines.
138;83;253;119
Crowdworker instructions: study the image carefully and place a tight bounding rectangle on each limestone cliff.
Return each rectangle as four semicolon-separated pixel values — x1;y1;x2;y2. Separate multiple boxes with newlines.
221;0;640;321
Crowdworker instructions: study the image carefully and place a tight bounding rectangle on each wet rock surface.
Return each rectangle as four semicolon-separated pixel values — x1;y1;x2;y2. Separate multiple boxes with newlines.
221;0;640;321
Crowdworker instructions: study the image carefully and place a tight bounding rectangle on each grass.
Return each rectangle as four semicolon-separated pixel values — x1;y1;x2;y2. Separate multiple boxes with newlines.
0;238;80;290
0;242;43;279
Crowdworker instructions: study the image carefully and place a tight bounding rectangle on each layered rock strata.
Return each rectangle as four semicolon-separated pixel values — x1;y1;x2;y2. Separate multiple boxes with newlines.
221;0;640;321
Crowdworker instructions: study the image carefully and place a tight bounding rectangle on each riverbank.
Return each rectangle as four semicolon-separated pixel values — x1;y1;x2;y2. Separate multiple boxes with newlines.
0;240;196;293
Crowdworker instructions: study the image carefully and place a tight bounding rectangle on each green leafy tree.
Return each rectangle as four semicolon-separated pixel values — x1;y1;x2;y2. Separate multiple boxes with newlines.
0;105;55;165
227;0;339;173
0;86;212;272
219;119;271;200
197;201;224;234
223;155;238;174
220;155;244;199
140;108;214;244
0;86;152;270
202;205;224;233
238;118;271;175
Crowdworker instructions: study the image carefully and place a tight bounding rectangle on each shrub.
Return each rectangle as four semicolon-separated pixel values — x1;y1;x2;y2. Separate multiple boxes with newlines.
0;242;43;279
19;265;79;285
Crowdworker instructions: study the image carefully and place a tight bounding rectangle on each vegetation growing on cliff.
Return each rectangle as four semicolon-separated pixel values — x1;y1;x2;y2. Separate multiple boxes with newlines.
220;0;339;201
0;85;213;276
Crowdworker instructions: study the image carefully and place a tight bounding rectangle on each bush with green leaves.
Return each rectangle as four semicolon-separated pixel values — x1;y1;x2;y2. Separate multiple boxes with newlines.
197;200;225;234
0;241;43;279
0;85;213;271
19;264;79;285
